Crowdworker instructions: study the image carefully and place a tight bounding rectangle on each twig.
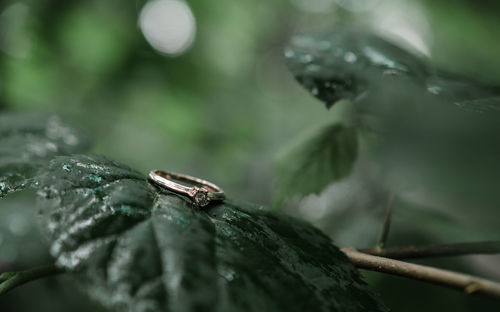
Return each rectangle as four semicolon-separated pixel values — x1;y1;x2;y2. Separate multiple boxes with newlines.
342;248;500;299
360;241;500;260
0;264;63;295
376;193;395;249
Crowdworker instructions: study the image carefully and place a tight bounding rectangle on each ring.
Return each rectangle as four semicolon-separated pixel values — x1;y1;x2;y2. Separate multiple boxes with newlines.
148;170;225;207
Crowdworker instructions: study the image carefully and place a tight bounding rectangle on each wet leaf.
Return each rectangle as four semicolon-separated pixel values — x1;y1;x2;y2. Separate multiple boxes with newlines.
0;112;90;197
37;154;387;312
284;29;428;108
275;123;358;206
284;30;500;110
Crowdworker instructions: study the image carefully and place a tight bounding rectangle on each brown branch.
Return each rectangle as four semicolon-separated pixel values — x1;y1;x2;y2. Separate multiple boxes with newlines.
360;241;500;260
342;248;500;299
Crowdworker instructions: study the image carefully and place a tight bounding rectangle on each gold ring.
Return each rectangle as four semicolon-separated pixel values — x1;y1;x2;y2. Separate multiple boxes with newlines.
148;170;225;207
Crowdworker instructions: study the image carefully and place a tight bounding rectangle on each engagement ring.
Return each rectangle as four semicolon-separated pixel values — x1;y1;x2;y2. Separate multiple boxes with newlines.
148;170;225;207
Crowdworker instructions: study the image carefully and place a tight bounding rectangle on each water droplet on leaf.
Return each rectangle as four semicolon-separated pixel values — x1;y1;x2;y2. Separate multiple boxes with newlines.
344;52;357;63
300;54;314;63
284;48;295;58
427;85;442;95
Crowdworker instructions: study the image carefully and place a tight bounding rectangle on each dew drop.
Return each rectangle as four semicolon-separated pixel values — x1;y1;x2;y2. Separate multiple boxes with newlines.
284;48;295;58
427;85;442;95
46;142;57;152
300;54;314;63
344;52;357;63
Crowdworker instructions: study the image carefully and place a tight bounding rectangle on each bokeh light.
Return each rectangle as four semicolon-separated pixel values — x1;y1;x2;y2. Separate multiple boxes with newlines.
138;0;196;56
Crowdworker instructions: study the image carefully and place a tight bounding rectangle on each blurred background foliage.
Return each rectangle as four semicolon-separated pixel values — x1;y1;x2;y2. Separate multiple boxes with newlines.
1;0;500;311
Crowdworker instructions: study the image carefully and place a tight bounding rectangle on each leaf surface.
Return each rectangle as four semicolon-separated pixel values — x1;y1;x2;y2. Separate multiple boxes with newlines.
275;123;358;205
37;154;387;312
284;30;500;110
284;29;428;108
0;112;89;197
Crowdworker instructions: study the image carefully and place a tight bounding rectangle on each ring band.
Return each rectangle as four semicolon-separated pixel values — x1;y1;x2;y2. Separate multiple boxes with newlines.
148;170;225;207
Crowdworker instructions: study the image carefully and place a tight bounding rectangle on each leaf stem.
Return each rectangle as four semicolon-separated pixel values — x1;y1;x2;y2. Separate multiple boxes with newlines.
376;193;394;249
360;241;500;260
342;248;500;300
0;264;63;295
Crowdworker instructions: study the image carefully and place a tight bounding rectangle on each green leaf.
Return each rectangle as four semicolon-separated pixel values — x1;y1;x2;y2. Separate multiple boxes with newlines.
284;30;500;110
37;154;387;312
0;112;90;197
275;123;358;206
284;29;428;108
